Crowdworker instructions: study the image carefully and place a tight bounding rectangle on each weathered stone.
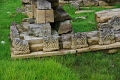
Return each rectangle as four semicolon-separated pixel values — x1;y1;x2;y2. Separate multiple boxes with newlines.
26;12;33;18
22;0;31;3
13;38;30;55
23;4;31;12
70;1;80;11
55;20;72;34
43;36;59;52
21;22;29;31
54;6;71;22
36;9;54;24
28;23;51;37
61;33;72;49
20;32;29;39
37;0;51;10
30;44;43;51
95;8;120;23
115;34;120;42
71;32;88;49
83;0;98;6
99;23;115;45
10;25;19;40
99;1;109;6
87;31;99;45
108;16;120;30
24;36;43;44
104;49;118;54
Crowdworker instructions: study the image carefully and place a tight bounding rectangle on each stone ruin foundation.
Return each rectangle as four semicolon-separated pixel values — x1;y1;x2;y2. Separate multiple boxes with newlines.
10;0;120;59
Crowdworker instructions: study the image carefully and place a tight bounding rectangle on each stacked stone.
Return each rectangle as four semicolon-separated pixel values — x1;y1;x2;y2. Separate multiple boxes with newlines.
10;22;30;55
22;0;33;18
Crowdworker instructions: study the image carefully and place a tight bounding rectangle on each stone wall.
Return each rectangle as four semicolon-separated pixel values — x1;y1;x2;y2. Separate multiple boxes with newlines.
10;0;120;59
61;0;120;6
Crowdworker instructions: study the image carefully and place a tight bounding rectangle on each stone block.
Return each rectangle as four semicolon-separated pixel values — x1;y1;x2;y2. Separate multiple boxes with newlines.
36;9;54;24
54;6;71;22
37;0;51;10
24;36;43;44
71;32;88;49
108;16;120;30
13;38;30;55
87;31;99;45
99;23;115;45
55;20;72;34
28;23;51;37
30;44;43;51
95;8;120;23
43;36;59;52
22;0;31;3
99;1;109;6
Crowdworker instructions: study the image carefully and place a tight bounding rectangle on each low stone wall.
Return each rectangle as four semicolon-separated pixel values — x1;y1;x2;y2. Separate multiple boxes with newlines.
10;0;120;59
60;0;120;6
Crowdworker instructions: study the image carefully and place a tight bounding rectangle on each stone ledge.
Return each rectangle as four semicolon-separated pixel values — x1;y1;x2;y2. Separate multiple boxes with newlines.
11;42;120;59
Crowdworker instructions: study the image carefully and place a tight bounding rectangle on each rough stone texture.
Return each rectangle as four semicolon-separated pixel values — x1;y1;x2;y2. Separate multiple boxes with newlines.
43;36;59;52
28;23;51;37
99;1;109;6
87;31;99;45
54;6;71;22
108;16;120;30
71;32;88;49
55;20;72;34
83;0;99;6
10;25;20;40
24;36;43;44
22;0;31;3
61;33;72;49
99;23;115;45
23;4;31;12
37;0;51;10
12;38;30;55
115;34;120;42
95;8;120;23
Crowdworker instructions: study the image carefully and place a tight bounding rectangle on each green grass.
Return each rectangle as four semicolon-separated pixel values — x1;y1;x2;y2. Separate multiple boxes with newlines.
0;0;120;80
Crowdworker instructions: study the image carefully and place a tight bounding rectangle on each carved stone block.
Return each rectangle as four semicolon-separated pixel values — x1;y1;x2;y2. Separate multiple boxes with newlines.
71;32;88;49
55;20;72;34
37;0;51;10
13;38;30;55
43;36;59;52
99;23;115;45
28;23;51;37
108;16;120;30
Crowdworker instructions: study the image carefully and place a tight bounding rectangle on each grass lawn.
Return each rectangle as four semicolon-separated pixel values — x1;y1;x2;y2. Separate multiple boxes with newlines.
0;0;120;80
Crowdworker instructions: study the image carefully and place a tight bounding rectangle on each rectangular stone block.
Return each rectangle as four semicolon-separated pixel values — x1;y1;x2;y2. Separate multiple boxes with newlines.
99;23;115;45
36;9;54;24
24;36;43;44
28;23;51;37
22;0;31;3
37;0;51;10
95;8;120;23
30;44;43;52
71;32;88;49
55;20;72;34
43;36;59;52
